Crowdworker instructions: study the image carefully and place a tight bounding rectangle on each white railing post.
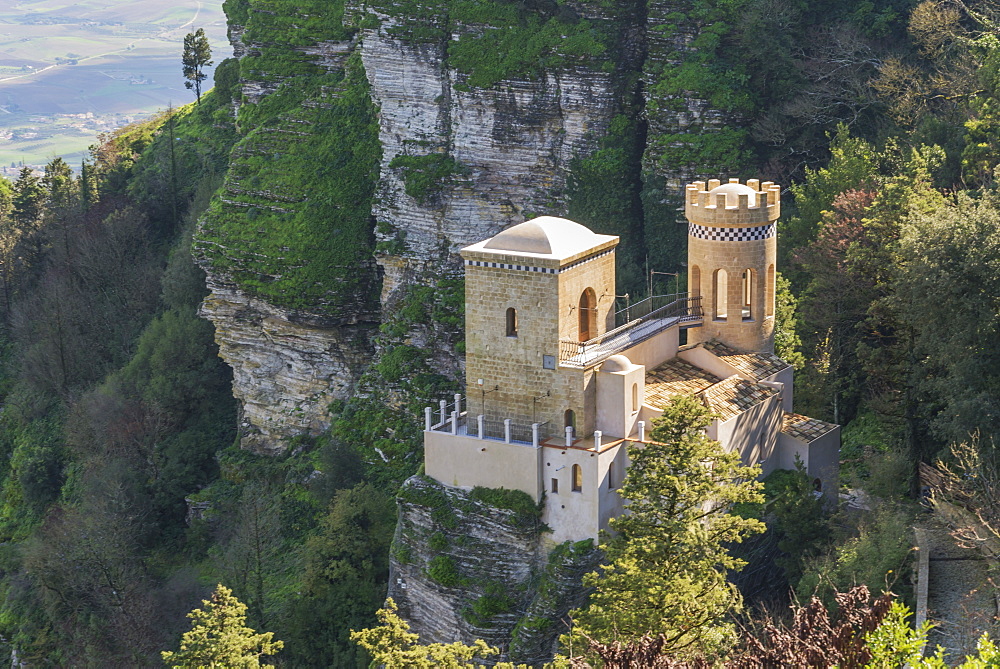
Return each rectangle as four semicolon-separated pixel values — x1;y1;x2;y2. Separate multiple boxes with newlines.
425;407;432;431
439;399;447;425
565;426;573;447
532;423;540;448
454;393;462;414
477;414;485;440
451;410;458;435
504;419;512;444
594;430;602;450
638;421;645;442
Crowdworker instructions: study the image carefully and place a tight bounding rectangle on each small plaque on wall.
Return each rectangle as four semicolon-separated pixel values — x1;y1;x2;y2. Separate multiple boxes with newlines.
542;355;556;370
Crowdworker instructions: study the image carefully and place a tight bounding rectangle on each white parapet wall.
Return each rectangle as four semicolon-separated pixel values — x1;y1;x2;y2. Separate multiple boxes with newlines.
424;430;543;502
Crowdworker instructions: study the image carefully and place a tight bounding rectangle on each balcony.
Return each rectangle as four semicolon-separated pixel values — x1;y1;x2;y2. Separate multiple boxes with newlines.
559;295;703;369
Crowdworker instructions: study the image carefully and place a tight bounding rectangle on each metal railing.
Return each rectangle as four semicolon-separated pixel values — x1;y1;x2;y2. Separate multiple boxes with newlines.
425;403;556;447
559;295;703;368
615;293;688;327
425;394;467;435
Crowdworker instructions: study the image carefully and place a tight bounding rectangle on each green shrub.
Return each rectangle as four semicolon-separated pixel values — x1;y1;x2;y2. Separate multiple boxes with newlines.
469;486;539;520
389;153;468;204
427;554;461;586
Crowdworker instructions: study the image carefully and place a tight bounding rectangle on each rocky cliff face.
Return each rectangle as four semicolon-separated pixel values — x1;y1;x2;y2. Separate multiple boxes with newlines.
357;5;620;304
199;277;374;454
389;476;598;664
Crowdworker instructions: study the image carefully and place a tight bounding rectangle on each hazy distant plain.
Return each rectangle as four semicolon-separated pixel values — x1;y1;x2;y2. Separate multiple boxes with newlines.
0;0;230;173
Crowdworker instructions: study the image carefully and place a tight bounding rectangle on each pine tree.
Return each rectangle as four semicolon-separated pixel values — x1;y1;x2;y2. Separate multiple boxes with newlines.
566;396;765;661
350;598;530;668
182;28;212;104
162;584;283;668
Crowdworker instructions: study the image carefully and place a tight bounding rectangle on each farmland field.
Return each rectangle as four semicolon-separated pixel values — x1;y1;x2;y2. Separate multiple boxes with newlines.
0;0;230;175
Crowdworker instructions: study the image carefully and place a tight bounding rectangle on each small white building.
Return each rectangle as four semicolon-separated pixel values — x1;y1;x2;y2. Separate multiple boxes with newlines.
423;179;839;545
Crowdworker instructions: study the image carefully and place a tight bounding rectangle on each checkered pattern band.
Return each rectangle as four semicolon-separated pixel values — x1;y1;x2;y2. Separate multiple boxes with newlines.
464;248;613;275
689;222;776;242
465;260;557;274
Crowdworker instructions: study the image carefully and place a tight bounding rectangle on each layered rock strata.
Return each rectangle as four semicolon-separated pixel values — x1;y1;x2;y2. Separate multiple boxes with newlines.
199;277;374;454
389;476;599;664
358;8;620;304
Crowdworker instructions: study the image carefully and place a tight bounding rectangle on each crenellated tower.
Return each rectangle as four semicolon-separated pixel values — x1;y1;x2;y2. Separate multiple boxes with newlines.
685;178;780;353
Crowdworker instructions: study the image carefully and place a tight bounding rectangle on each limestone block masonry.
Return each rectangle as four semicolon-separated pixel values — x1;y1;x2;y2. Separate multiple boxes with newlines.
686;178;780;353
461;219;618;439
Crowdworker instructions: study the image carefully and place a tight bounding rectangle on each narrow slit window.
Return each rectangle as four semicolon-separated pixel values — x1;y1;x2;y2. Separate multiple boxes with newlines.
608;462;615;490
551;478;559;494
742;269;754;321
572;464;582;492
632;383;639;413
506;307;518;337
578;288;597;342
766;264;775;318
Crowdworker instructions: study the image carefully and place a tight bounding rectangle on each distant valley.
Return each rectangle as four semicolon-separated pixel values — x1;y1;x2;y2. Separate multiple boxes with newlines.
0;0;230;175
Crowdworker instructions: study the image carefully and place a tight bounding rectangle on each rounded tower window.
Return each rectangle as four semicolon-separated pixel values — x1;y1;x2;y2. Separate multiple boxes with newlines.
713;269;728;321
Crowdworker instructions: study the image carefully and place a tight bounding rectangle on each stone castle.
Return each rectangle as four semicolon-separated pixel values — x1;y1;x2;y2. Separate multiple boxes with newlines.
423;178;840;545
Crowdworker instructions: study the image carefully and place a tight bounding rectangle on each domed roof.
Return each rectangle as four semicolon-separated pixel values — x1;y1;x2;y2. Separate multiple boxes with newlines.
483;216;600;257
709;182;758;207
601;355;635;373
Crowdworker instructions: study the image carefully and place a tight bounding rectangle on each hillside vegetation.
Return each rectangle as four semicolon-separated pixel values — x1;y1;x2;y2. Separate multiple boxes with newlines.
0;0;999;665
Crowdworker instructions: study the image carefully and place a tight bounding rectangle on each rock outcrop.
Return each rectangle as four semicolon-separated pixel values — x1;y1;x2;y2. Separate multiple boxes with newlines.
389;476;598;664
199;277;374;454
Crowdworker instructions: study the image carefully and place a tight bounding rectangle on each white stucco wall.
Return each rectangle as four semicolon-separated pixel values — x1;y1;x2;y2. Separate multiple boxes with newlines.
777;428;840;503
596;364;646;439
677;345;741;380
763;366;794;412
714;393;783;475
542;445;604;544
425;431;542;501
620;326;679;370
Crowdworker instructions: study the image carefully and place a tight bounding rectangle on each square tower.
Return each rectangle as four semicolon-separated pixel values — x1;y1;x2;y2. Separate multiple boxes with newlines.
460;217;618;439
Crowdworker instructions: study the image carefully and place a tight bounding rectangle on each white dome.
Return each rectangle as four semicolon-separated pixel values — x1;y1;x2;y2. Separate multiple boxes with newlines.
601;355;634;373
709;182;758;207
483;216;599;257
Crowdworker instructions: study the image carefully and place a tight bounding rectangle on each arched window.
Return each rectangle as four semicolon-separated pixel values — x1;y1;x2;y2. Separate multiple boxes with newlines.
578;288;597;342
813;478;822;492
742;269;754;321
690;265;701;298
572;464;582;492
766;264;775;318
608;461;615;490
631;383;638;413
506;307;518;337
564;409;576;436
714;269;728;321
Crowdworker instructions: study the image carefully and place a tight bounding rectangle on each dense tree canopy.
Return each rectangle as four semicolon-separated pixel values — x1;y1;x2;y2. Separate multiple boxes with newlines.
566;396;764;661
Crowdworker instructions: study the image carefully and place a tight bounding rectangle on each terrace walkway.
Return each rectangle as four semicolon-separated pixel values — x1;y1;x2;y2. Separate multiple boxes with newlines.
559;295;702;369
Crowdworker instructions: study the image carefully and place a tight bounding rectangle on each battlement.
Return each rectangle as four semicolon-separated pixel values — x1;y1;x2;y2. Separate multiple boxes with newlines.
685;178;781;227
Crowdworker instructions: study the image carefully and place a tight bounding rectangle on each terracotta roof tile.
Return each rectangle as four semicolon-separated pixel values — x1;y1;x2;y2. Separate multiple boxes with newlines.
645;358;720;408
781;412;839;442
698;377;778;421
700;340;791;379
